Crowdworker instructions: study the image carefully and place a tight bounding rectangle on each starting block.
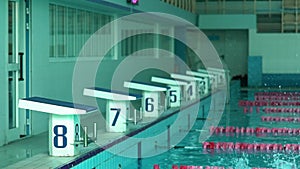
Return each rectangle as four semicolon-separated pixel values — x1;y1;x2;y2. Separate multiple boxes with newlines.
83;87;142;132
186;70;212;93
151;76;188;107
18;97;97;157
206;67;228;86
206;67;230;103
197;69;217;89
124;81;168;118
170;73;205;100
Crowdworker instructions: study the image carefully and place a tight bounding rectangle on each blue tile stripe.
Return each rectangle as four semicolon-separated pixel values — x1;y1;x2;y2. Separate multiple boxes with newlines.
248;56;262;87
22;97;97;112
55;94;210;169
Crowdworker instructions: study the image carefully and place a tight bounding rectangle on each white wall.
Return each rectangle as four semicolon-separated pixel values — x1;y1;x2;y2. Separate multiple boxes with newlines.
29;0;183;136
31;0;51;135
249;29;300;74
198;15;254;77
199;14;256;30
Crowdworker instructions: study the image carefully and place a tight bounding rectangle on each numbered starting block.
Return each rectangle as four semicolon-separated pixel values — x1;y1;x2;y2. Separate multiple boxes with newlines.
197;69;217;89
206;67;230;103
18;97;97;157
83;87;142;132
170;73;206;100
207;67;229;86
124;81;168;118
186;70;211;93
151;76;188;107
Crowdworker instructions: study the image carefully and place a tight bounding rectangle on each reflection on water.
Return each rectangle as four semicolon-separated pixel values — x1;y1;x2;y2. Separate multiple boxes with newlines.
130;89;300;169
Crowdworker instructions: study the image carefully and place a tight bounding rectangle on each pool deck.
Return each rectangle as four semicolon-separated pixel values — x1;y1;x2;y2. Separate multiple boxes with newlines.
1;96;206;169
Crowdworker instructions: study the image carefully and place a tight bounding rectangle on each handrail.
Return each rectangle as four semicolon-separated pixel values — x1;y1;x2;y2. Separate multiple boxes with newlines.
198;0;282;15
161;0;196;13
18;52;24;81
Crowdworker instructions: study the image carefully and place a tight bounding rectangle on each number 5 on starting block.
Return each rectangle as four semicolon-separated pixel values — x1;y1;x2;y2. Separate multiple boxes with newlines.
151;76;188;107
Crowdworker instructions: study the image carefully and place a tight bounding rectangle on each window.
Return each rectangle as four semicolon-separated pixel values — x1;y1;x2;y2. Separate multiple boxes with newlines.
120;27;174;58
49;4;113;58
121;30;154;57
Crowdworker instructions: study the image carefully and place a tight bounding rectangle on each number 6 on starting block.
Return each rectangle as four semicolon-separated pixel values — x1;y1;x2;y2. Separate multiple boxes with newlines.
124;81;168;118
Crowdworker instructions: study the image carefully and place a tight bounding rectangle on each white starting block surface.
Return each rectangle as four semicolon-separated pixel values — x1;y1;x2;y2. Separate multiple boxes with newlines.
184;71;210;95
151;76;188;107
186;70;213;92
18;97;97;157
83;87;139;101
207;67;230;103
196;69;216;79
207;67;229;85
170;73;205;100
124;81;168;118
206;68;226;85
198;69;219;86
83;87;142;132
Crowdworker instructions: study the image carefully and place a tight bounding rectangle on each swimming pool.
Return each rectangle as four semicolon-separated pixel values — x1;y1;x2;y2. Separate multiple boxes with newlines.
132;89;300;169
61;83;299;169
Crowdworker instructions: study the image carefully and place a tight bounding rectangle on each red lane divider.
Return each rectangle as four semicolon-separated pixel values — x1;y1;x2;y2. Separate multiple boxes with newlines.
255;95;300;101
261;116;300;122
210;126;300;135
239;100;300;107
239;100;268;107
263;107;300;113
202;142;300;152
255;92;300;96
243;107;261;113
154;164;274;169
269;101;300;106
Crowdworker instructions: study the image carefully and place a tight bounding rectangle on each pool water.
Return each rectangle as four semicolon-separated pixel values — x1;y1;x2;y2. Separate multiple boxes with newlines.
131;90;300;169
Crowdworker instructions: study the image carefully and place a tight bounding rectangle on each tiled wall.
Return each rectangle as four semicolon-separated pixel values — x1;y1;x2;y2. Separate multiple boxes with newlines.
59;96;211;169
248;56;300;87
248;56;262;87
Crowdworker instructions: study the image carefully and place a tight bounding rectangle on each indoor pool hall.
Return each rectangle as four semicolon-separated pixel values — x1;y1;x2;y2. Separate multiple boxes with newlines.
1;0;300;169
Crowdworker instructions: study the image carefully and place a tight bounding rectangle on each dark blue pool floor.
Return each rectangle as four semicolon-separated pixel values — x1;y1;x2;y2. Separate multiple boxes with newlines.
134;88;300;169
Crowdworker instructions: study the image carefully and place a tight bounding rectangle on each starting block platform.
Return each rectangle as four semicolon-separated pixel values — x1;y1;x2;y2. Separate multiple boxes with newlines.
124;81;168;118
83;87;142;132
186;70;213;91
18;97;97;157
206;68;227;85
151;76;188;107
170;73;207;100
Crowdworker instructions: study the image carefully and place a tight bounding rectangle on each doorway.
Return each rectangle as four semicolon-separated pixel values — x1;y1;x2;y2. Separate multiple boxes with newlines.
202;29;249;78
7;0;29;142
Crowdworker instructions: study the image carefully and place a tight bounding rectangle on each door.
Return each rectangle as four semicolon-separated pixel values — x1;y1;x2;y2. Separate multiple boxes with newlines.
7;0;27;142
